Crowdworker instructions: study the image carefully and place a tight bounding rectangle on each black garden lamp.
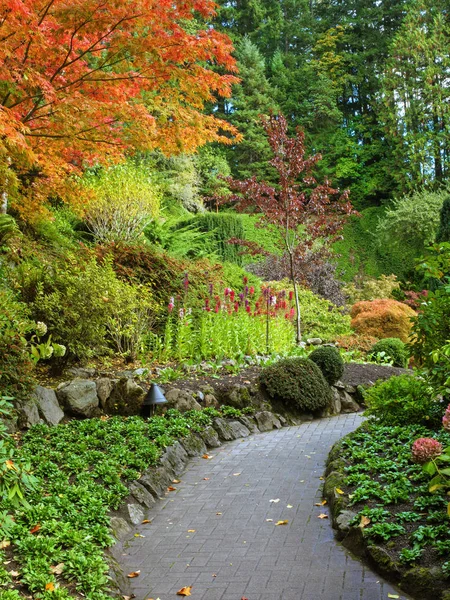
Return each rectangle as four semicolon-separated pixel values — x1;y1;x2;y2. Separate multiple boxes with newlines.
142;383;167;418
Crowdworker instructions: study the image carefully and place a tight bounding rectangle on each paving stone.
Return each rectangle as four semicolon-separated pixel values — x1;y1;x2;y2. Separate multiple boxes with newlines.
112;414;412;600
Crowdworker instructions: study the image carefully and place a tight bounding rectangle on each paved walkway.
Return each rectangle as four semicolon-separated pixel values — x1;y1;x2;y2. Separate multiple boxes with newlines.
117;414;411;600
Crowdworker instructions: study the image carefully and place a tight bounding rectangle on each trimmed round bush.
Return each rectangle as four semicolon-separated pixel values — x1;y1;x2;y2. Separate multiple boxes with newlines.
308;346;344;385
259;357;332;413
369;337;408;367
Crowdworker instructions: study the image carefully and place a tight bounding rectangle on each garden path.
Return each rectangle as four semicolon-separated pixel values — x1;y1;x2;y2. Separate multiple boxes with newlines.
116;414;411;600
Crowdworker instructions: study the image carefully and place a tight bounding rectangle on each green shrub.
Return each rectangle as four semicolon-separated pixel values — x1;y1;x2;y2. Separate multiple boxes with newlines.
24;256;157;360
309;346;344;385
369;338;408;368
343;274;400;304
436;197;450;243
259;357;332;413
364;374;445;428
0;214;19;247
0;288;35;399
171;212;246;264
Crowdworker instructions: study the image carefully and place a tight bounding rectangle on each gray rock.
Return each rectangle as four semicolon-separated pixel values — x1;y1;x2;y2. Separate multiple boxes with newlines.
67;367;96;378
336;510;358;534
165;389;201;412
133;368;149;377
254;411;282;432
34;386;64;425
1;416;18;434
96;378;114;409
160;442;189;477
196;391;205;402
344;384;357;395
127;503;145;526
180;435;207;457
339;391;360;413
106;378;145;416
334;380;345;389
204;394;219;408
129;481;155;508
277;414;287;427
140;467;172;498
15;399;41;428
224;385;252;409
198;426;221;448
306;337;322;346
56;379;99;417
110;516;132;541
212;417;250;440
238;415;259;434
328;387;342;416
228;420;250;438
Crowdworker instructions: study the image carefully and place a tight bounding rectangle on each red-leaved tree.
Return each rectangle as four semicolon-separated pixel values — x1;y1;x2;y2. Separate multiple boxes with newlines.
226;114;355;343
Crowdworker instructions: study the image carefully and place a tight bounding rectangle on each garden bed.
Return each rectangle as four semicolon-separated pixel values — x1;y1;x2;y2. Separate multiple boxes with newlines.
324;421;450;600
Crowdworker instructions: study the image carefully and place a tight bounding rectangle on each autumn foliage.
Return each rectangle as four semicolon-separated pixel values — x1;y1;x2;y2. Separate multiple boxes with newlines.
0;0;240;219
350;299;416;342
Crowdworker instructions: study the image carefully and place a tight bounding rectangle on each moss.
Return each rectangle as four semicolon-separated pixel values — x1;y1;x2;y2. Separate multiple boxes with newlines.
366;545;400;578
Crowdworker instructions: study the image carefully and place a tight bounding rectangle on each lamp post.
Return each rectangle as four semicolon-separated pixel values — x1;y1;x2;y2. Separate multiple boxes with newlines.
142;383;167;418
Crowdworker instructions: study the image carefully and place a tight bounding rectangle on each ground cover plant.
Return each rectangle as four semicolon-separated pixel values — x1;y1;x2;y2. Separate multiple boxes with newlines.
0;406;250;600
337;422;450;589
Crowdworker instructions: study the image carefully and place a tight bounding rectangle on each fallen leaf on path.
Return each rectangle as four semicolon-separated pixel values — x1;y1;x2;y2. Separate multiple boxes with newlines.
287;505;293;508
134;534;145;538
202;454;213;459
359;516;371;529
50;563;64;575
127;571;140;578
233;473;241;476
335;488;345;495
216;512;222;515
203;477;210;480
266;519;273;522
270;499;280;503
188;530;196;533
176;586;192;596
30;524;41;534
315;500;327;506
172;479;181;484
45;583;55;592
275;520;288;526
318;514;328;519
167;486;177;492
306;455;311;459
142;520;152;524
387;595;399;599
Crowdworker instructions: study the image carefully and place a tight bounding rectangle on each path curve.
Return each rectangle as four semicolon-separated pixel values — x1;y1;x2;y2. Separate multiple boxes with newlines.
115;414;411;600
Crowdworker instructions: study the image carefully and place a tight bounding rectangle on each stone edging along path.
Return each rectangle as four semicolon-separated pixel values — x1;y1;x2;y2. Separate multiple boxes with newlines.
108;413;411;600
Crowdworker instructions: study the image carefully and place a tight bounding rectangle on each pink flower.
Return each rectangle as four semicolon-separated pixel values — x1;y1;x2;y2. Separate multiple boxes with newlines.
168;297;175;313
249;286;255;295
230;290;235;301
290;308;295;318
289;291;294;301
443;404;450;431
411;438;443;464
224;287;231;297
245;305;251;314
243;276;248;285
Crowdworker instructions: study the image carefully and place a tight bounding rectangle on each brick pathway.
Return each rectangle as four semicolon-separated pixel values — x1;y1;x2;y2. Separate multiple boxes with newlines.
117;414;411;600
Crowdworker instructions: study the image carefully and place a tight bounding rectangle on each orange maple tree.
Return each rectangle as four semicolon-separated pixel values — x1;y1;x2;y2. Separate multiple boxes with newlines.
0;0;240;219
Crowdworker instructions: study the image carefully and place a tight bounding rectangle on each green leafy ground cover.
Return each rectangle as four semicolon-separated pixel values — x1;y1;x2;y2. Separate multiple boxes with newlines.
339;422;450;576
0;407;246;600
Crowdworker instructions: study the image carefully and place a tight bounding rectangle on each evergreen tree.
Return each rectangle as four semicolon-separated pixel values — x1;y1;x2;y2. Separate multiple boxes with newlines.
436;198;450;243
225;38;279;180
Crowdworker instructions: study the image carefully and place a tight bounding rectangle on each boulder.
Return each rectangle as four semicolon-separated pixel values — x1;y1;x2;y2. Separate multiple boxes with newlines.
164;389;201;412
335;509;358;535
106;378;145;416
204;394;220;409
127;503;145;526
198;426;221;448
56;379;99;417
34;386;64;426
15;398;41;428
140;467;172;499
180;435;207;457
254;411;281;432
223;385;252;409
238;415;259;434
328;387;342;416
128;481;155;508
67;367;96;378
96;377;115;409
306;338;322;346
160;442;189;477
110;516;132;541
339;390;360;413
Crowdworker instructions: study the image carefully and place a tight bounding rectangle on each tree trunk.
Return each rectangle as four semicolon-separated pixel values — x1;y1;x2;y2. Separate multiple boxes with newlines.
288;250;301;344
0;191;7;214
